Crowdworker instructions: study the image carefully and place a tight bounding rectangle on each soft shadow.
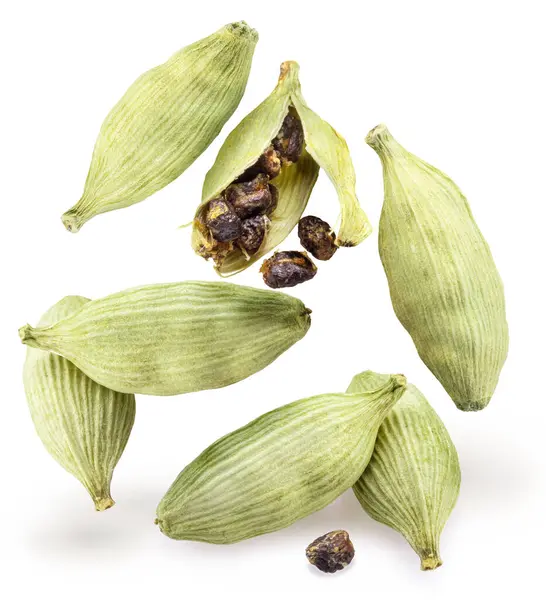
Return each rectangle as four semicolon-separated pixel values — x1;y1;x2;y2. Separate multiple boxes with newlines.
26;488;161;560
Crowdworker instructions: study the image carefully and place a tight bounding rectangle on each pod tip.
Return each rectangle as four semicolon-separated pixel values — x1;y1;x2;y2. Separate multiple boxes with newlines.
393;374;407;389
225;21;258;43
420;555;443;571
61;209;83;233
94;496;115;511
365;123;390;147
18;324;33;344
454;397;490;411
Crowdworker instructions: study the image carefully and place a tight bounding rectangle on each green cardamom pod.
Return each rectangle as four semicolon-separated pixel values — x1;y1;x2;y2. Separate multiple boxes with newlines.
368;125;508;411
192;61;371;275
155;372;406;543
23;296;136;511
61;22;258;233
349;371;460;570
19;282;310;396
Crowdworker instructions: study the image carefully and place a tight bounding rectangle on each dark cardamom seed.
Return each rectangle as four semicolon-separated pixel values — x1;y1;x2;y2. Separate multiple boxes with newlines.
205;198;242;242
298;215;338;260
237;145;282;182
273;109;304;164
305;530;355;574
238;215;267;256
225;174;275;219
260;250;317;289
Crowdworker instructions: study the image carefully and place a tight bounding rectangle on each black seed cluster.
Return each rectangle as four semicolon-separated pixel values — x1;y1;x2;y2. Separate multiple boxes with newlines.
204;109;304;257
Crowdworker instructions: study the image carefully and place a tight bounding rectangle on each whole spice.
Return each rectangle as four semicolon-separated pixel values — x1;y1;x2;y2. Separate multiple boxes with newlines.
368;124;508;411
192;61;371;276
19;281;310;396
61;22;258;232
298;215;338;260
155;373;406;544
349;371;461;570
260;250;317;288
23;296;135;511
306;530;355;573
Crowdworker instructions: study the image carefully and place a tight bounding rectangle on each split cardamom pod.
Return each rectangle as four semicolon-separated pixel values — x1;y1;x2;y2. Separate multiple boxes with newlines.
23;296;135;511
368;124;508;411
349;371;460;570
61;22;258;232
19;281;310;396
155;372;406;544
192;61;371;276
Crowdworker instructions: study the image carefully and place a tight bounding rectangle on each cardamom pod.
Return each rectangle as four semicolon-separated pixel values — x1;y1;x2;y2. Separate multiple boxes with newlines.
61;22;258;232
349;371;460;570
192;61;371;276
19;282;310;396
368;125;508;411
155;373;406;543
23;296;135;511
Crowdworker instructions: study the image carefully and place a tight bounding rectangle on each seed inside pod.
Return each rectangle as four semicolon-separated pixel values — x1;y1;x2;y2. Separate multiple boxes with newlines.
298;215;338;260
305;530;355;574
260;250;317;289
274;108;304;164
225;173;276;219
237;145;282;181
238;215;267;256
205;198;242;242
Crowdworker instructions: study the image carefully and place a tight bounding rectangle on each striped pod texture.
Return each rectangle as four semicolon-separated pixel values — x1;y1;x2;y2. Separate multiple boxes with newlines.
19;282;311;396
155;373;406;544
349;371;460;570
23;296;136;511
367;125;508;411
61;22;258;232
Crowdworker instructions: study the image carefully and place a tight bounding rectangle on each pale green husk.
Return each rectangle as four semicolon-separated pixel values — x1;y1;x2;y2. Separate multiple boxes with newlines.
192;61;371;275
349;371;460;570
156;373;406;543
19;282;310;396
23;296;136;510
368;124;508;411
62;22;258;232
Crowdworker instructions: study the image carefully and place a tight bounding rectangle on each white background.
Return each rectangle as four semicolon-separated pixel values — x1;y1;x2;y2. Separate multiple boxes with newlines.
1;1;545;598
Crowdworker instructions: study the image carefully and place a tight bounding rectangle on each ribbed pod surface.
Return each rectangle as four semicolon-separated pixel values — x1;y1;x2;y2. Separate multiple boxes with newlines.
368;125;508;411
23;296;136;510
62;22;258;232
19;282;311;396
156;373;406;543
349;371;460;569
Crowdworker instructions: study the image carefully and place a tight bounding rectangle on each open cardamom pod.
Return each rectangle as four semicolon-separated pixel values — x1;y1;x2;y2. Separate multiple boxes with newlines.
19;281;310;396
192;61;372;276
23;296;135;510
368;125;508;411
348;371;460;570
61;22;258;232
155;373;406;544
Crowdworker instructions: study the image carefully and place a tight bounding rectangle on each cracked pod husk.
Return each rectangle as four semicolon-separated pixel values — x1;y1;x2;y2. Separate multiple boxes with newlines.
192;61;371;276
368;125;508;411
23;296;136;510
349;371;460;570
156;372;406;543
61;22;258;232
19;282;310;396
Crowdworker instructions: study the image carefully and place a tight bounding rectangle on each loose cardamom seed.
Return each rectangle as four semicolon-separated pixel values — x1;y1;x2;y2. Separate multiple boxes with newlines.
348;371;461;570
298;215;338;260
19;282;310;396
306;530;355;573
192;61;371;276
155;373;406;544
368;124;508;411
23;296;135;511
61;22;258;232
260;250;317;288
